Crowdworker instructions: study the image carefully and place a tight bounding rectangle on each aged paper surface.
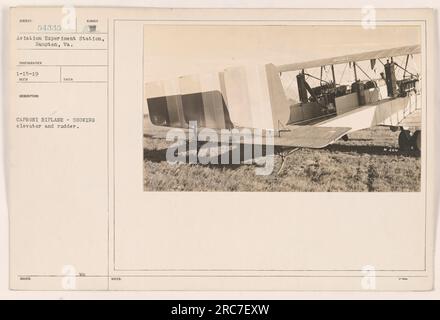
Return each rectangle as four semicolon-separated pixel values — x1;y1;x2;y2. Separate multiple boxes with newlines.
8;7;436;290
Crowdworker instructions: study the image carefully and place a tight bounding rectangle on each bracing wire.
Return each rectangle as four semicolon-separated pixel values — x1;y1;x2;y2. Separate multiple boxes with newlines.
339;63;348;84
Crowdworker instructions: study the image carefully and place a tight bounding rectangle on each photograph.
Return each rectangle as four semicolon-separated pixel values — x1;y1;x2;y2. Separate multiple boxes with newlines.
143;25;422;192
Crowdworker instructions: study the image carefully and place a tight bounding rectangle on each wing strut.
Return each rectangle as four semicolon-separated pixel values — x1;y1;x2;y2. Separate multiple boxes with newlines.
331;65;336;85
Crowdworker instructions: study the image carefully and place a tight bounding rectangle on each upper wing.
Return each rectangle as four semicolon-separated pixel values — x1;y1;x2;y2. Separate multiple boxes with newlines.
277;45;421;72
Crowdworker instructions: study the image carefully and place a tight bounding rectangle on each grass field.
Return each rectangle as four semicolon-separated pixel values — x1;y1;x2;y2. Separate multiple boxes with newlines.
143;126;421;192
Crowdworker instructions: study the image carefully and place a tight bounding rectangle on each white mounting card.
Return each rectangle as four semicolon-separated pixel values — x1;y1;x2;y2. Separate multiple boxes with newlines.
8;7;437;291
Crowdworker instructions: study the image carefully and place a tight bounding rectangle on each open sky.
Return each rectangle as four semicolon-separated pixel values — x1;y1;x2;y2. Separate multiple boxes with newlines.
143;24;421;108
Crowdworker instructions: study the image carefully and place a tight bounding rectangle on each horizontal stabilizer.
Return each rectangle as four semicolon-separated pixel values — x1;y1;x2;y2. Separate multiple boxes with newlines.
274;126;351;148
145;115;350;149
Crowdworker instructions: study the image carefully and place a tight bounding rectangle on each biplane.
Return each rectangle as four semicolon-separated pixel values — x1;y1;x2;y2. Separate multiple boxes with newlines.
144;45;422;168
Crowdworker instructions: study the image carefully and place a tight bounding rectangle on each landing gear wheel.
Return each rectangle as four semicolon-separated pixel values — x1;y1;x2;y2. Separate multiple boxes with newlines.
412;130;421;152
398;130;412;151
